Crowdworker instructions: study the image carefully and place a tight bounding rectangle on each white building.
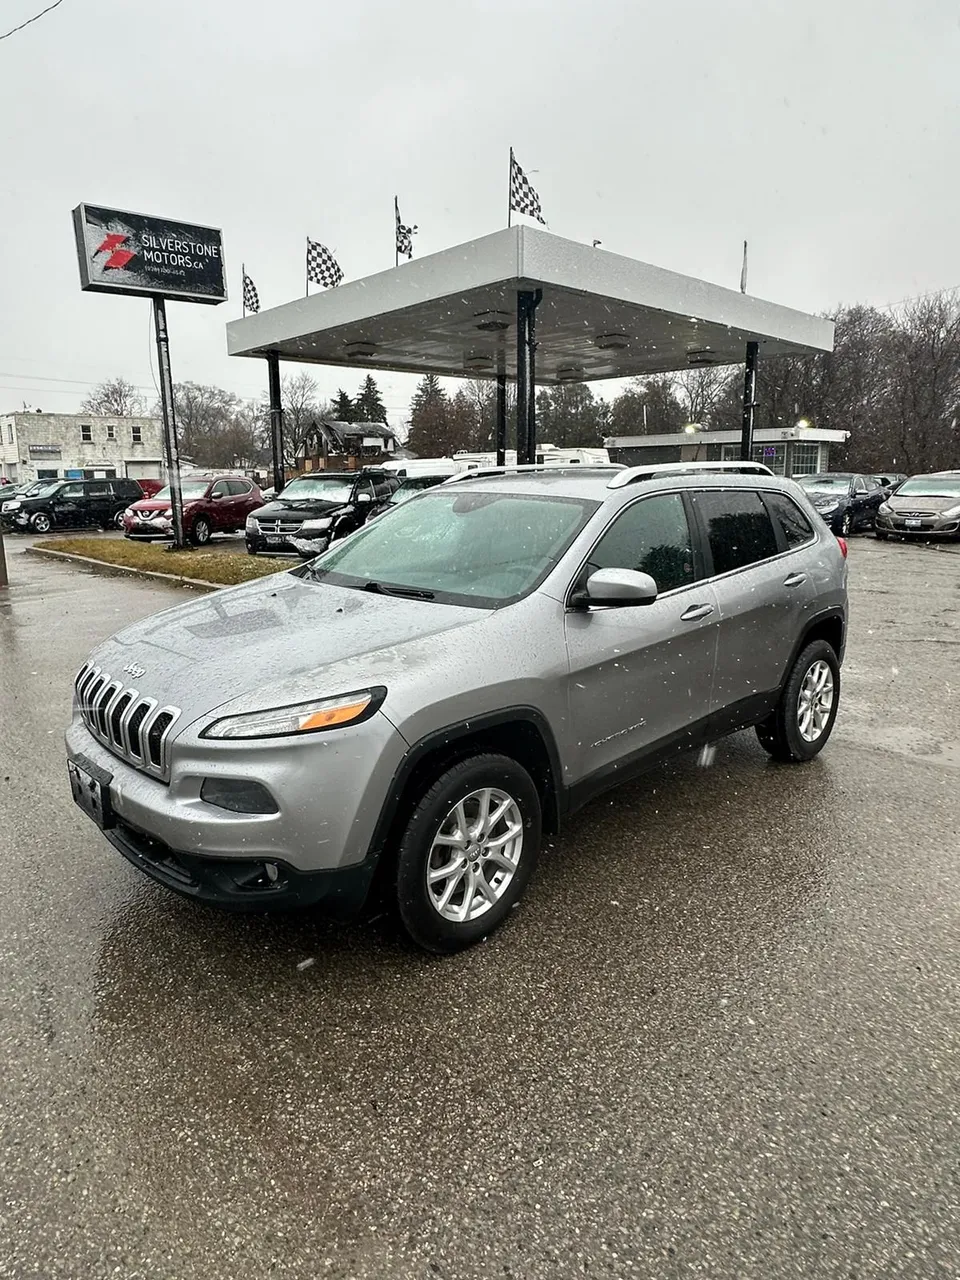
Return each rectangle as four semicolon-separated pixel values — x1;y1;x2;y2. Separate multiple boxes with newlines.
0;411;164;486
605;424;850;478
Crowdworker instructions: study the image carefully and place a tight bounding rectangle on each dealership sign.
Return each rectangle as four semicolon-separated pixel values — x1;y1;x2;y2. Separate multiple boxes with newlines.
72;204;226;304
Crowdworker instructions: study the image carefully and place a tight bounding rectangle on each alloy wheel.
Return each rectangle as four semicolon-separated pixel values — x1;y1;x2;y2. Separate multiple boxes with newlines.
426;787;523;923
797;660;834;742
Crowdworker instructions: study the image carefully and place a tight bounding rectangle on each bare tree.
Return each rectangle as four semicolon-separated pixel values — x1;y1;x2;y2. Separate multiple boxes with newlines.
279;372;328;467
673;366;730;427
82;376;145;417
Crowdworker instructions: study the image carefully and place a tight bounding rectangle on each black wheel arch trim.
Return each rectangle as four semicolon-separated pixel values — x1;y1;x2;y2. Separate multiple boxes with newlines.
368;706;565;860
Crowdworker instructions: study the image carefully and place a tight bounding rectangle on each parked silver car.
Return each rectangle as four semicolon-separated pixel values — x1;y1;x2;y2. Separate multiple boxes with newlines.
874;471;960;540
66;465;848;952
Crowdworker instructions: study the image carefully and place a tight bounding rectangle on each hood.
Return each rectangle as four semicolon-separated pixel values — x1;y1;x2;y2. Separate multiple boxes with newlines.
86;571;488;728
130;498;176;513
888;493;960;513
252;498;350;520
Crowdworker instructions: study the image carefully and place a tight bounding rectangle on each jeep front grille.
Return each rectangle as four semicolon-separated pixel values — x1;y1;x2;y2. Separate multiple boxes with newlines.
74;663;181;781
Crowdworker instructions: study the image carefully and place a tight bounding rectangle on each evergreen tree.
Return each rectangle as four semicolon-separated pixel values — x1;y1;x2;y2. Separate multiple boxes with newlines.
406;374;452;457
354;374;388;423
330;389;355;422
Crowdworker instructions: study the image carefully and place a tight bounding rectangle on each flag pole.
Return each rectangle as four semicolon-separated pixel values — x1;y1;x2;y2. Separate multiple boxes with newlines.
242;261;246;316
305;238;309;298
395;196;399;268
507;148;513;228
740;240;748;294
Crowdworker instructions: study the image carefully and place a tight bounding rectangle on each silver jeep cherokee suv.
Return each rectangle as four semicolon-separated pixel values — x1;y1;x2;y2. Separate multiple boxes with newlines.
66;463;848;953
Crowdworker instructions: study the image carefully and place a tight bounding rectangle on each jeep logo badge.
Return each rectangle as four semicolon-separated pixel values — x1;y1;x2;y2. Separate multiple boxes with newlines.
122;662;146;680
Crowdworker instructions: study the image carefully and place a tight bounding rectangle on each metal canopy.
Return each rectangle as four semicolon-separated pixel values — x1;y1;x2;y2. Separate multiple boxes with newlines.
226;226;834;384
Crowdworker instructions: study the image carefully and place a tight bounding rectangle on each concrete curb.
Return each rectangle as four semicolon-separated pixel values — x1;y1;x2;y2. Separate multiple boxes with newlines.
25;545;224;592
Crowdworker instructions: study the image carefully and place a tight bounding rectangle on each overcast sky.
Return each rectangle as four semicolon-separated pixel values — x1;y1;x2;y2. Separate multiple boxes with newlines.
2;0;958;424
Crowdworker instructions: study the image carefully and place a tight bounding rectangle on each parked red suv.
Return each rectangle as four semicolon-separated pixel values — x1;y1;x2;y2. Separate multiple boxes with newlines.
122;474;263;545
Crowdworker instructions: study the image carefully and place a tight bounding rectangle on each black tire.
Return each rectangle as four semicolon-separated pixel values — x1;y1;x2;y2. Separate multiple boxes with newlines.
190;516;212;546
756;639;840;763
875;529;889;541
246;542;259;556
394;753;541;953
113;509;126;530
30;511;52;534
840;510;853;537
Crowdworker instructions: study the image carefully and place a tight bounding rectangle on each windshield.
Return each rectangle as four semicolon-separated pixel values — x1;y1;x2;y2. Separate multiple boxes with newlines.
798;475;851;492
388;476;447;504
150;482;210;501
895;477;960;498
34;483;62;498
280;476;355;503
299;490;598;606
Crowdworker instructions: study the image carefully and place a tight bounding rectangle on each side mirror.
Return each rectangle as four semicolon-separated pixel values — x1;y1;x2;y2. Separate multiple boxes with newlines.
356;492;372;504
574;568;659;608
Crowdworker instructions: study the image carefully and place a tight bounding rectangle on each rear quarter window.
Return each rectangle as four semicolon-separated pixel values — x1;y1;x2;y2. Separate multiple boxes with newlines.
765;492;815;548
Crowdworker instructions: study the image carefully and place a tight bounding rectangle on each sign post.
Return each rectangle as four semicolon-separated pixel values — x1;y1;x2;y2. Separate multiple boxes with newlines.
72;203;227;551
0;525;8;591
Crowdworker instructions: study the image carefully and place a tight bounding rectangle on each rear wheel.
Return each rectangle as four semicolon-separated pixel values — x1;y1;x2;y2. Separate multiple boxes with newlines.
756;640;840;763
30;511;52;534
113;509;126;530
191;516;212;546
394;754;541;953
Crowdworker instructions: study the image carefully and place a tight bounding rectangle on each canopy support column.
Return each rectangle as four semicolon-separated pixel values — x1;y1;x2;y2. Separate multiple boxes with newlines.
267;352;285;493
740;340;759;462
495;374;507;466
516;288;542;465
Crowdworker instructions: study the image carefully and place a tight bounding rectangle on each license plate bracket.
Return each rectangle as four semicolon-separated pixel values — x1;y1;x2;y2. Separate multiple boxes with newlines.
68;755;115;830
265;535;287;545
905;518;922;528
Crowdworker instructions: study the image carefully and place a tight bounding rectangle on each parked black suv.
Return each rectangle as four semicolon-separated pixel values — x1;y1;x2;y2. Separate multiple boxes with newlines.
6;477;144;534
246;470;398;558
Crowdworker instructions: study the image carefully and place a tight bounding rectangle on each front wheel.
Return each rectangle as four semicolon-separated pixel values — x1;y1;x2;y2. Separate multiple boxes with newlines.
394;754;541;953
30;511;52;534
875;529;889;541
190;516;212;546
756;640;840;763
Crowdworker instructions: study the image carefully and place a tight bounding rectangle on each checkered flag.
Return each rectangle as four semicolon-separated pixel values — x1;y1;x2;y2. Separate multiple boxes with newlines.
509;149;546;225
307;238;344;289
242;271;260;314
395;197;416;260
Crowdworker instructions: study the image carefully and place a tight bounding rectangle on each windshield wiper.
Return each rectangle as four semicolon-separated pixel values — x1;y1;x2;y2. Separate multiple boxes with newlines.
362;580;435;600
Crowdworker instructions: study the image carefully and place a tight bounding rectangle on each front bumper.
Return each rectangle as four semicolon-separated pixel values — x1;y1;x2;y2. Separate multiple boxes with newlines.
125;517;172;538
246;530;329;558
876;512;960;538
65;709;409;907
104;816;378;914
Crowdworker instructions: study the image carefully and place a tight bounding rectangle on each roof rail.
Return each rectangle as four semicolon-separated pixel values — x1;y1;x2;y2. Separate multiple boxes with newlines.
444;463;624;484
607;460;775;489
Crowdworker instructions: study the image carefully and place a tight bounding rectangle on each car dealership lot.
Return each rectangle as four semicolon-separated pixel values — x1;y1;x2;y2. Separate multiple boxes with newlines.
0;536;957;1279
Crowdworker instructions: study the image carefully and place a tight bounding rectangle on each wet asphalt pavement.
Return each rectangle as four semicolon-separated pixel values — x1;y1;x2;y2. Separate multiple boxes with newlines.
0;537;958;1279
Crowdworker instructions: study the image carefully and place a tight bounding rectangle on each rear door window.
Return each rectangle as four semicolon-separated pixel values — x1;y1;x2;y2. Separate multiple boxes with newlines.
227;479;252;496
765;492;815;548
691;489;779;574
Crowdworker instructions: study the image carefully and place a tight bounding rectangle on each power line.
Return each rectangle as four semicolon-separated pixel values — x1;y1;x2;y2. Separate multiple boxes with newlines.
0;0;67;43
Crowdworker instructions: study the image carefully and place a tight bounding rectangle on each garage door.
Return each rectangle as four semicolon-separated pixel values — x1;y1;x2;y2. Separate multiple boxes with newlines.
125;461;163;480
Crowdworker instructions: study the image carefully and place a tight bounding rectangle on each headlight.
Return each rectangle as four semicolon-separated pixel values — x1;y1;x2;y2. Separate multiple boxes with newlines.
162;508;173;518
816;503;840;515
940;504;960;519
124;506;136;517
3;500;21;512
245;514;259;530
878;502;892;514
200;688;386;740
299;518;332;534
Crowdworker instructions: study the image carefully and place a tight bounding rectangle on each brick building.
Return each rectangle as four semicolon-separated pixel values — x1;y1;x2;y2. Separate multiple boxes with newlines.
0;412;164;486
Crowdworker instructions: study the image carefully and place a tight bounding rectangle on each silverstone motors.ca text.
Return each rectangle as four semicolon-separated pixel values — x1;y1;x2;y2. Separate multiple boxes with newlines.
141;233;220;270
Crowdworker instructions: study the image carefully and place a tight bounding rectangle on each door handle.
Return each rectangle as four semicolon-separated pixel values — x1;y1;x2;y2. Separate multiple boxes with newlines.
680;603;714;621
783;572;806;587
